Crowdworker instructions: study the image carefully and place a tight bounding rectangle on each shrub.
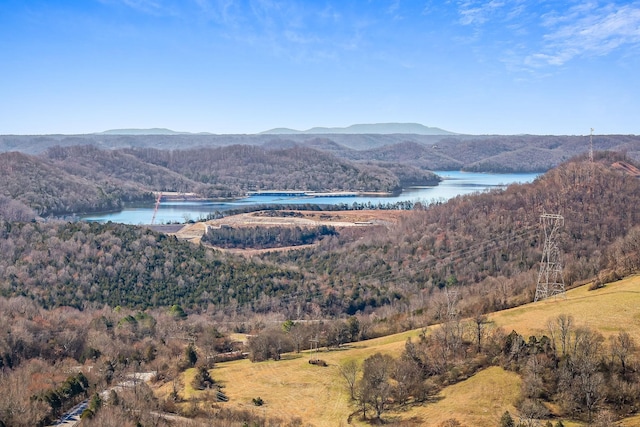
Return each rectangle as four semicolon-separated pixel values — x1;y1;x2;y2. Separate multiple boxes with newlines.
499;411;515;427
438;419;465;427
191;366;215;390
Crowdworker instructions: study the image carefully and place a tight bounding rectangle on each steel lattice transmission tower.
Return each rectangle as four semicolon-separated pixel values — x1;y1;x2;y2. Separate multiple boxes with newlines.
445;287;459;319
534;213;566;302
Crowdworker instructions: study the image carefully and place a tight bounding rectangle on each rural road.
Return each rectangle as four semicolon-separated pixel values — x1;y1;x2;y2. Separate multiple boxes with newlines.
50;400;88;426
49;372;156;427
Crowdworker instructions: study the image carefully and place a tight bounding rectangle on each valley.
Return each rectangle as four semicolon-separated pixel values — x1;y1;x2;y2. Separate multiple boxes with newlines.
1;146;640;426
6;0;640;425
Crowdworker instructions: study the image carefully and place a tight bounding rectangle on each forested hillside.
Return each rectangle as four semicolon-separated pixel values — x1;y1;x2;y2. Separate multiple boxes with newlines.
125;145;404;193
345;134;640;172
0;145;432;217
0;221;301;310
344;141;464;170
0;152;142;216
265;153;640;318
1;154;639;322
45;145;219;197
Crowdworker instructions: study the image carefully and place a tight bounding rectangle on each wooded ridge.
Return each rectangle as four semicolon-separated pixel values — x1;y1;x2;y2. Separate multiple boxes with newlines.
2;133;639;172
0;144;438;217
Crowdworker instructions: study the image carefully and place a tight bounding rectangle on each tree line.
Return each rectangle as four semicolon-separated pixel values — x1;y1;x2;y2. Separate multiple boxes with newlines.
203;224;337;249
3;133;640;176
202;200;417;222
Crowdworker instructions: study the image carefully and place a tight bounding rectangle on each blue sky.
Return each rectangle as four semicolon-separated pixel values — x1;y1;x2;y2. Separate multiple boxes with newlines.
1;0;639;135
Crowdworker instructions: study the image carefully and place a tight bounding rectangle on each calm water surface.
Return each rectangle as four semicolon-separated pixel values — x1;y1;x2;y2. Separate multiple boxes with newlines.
80;171;540;225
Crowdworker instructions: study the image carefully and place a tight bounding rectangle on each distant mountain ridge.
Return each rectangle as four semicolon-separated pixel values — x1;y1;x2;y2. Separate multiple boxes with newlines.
99;128;212;135
98;123;454;136
260;123;455;135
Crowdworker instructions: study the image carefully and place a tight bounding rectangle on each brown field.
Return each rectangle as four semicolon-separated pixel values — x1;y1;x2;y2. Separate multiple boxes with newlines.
165;275;640;427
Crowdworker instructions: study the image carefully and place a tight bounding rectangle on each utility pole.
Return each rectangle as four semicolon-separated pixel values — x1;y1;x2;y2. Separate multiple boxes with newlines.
309;336;319;362
589;128;594;163
151;192;162;225
534;213;566;302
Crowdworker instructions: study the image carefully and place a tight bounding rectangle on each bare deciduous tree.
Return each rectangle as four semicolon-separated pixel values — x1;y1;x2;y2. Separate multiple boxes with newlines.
338;359;359;400
357;353;394;420
610;331;635;375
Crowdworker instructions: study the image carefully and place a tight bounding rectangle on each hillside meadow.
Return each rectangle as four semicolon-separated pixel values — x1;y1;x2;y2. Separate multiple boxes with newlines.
491;274;640;339
168;274;640;426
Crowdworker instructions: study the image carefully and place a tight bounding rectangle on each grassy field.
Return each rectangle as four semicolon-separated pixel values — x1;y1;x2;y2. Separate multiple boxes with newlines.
389;366;522;426
169;274;640;426
491;274;640;341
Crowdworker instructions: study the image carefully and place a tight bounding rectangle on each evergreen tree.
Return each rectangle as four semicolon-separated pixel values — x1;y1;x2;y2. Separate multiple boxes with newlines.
192;366;215;390
185;343;198;368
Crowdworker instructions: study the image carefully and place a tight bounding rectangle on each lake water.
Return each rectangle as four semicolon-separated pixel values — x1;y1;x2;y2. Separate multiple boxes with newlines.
80;171;540;225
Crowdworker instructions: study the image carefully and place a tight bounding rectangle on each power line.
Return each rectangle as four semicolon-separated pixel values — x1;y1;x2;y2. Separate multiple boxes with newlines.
256;221;543;312
274;225;540;306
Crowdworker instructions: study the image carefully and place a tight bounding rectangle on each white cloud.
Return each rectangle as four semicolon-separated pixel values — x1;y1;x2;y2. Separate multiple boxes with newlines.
100;0;167;15
457;0;507;25
455;1;640;71
387;0;403;20
318;5;341;23
529;2;640;67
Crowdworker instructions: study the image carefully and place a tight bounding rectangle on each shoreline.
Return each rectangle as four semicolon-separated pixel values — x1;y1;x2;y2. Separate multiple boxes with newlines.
246;190;397;198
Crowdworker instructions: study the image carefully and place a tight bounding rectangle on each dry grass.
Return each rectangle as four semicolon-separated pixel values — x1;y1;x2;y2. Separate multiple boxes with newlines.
188;354;523;427
491;274;640;341
621;414;640;426
207;330;425;427
170;327;498;426
165;275;640;426
390;366;521;426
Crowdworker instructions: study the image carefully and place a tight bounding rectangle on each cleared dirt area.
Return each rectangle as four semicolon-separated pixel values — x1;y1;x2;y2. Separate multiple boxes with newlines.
171;209;410;247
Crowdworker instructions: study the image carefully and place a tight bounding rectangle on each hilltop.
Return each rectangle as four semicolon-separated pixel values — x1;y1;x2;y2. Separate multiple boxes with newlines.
98;128;196;135
99;123;456;136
